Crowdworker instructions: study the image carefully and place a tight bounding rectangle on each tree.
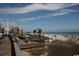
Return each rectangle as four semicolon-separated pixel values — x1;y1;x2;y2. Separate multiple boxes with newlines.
33;30;36;35
1;28;4;34
21;29;24;36
0;23;2;33
15;27;20;37
37;28;42;37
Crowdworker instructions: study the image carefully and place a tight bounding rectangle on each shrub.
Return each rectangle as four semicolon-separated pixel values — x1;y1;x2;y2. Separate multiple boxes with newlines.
48;40;79;56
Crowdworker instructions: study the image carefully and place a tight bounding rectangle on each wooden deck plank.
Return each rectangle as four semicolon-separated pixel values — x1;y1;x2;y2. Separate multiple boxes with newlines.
0;37;11;56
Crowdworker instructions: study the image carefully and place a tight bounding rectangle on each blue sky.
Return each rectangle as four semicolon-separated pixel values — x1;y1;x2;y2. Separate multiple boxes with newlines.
0;3;79;32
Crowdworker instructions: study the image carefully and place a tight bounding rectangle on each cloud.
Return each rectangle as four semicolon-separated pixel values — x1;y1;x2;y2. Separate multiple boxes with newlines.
19;9;79;22
0;3;78;14
20;17;38;21
52;9;79;16
53;12;69;16
20;16;42;22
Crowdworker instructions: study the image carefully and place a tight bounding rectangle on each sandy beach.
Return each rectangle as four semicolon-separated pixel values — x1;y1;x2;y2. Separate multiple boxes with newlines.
44;33;79;42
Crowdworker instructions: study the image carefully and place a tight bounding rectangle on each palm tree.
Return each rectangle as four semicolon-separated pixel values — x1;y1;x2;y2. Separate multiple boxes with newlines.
37;28;42;37
33;30;36;35
15;27;20;37
1;28;4;34
21;29;24;36
0;23;2;33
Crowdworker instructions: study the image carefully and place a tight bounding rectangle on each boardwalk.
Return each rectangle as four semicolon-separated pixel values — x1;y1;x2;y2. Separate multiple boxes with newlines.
0;37;11;56
0;34;48;56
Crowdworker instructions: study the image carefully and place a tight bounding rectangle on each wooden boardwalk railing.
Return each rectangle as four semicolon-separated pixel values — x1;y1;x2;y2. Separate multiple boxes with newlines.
9;35;21;56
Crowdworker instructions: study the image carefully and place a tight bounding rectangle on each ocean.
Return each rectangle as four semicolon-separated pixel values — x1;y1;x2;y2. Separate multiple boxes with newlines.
43;32;79;41
43;32;79;35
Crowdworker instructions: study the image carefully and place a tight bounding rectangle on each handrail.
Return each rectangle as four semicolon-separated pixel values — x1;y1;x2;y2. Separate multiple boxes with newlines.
9;36;16;56
20;45;44;50
13;40;21;56
8;35;21;56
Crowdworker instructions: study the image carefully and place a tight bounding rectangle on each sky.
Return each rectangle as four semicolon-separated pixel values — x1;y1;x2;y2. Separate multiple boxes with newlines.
0;3;79;32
